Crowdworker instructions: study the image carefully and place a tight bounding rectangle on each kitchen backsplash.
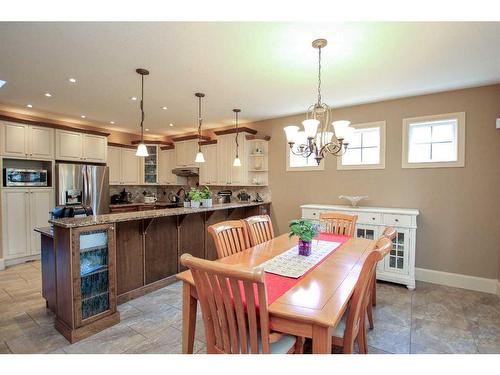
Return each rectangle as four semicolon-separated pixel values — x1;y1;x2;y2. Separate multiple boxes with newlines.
110;184;271;203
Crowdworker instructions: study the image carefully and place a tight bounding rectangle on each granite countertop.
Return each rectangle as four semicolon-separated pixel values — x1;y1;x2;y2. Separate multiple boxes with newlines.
50;201;270;228
109;201;177;208
34;226;54;238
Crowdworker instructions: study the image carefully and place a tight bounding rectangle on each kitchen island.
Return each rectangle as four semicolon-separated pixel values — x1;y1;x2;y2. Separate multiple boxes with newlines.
40;201;270;343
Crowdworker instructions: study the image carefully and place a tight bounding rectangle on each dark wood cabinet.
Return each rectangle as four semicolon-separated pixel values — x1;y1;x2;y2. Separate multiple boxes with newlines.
115;221;144;295
144;216;178;284
178;213;206;271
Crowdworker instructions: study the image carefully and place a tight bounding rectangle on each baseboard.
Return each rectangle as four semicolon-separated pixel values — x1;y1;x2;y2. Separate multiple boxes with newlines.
415;267;498;294
0;258;4;271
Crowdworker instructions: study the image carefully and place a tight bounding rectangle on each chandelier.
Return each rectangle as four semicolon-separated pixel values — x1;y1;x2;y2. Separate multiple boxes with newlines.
283;38;353;165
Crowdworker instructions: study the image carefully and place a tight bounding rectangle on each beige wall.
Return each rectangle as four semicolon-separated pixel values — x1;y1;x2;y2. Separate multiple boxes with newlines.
247;84;500;280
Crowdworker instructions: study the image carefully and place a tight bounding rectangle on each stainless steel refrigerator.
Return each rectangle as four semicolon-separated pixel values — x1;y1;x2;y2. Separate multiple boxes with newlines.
56;163;109;215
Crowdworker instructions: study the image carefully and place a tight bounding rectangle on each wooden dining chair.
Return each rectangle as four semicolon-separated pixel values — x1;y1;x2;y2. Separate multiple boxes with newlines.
366;235;394;330
208;220;251;259
243;215;275;246
370;227;397;307
319;212;358;236
180;254;303;354
332;238;391;354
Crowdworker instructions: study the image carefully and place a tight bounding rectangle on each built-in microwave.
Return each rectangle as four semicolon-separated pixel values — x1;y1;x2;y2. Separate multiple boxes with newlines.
3;168;48;187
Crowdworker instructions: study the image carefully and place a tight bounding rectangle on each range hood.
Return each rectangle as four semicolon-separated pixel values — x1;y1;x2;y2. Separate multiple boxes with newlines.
171;167;199;177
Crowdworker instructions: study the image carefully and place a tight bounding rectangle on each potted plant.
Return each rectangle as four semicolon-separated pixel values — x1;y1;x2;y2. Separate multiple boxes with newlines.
201;186;212;208
188;188;202;208
289;219;319;256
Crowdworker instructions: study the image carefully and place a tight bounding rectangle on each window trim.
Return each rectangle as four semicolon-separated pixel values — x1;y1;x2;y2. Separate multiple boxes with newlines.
337;121;386;171
285;144;325;172
402;112;465;169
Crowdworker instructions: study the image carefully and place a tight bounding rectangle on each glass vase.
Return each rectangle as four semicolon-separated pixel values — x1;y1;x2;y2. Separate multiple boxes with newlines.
298;239;312;256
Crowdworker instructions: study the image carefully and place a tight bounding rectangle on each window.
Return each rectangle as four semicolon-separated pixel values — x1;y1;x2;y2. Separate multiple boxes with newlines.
337;121;386;170
402;112;465;168
286;145;324;171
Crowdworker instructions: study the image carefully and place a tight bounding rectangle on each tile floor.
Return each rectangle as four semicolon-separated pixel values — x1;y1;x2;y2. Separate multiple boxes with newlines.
1;260;499;354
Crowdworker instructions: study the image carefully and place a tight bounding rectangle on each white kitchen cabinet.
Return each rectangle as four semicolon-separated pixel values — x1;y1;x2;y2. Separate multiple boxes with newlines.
198;144;218;185
107;146;121;184
2;188;53;263
174;140;198;168
82;134;107;163
158;148;184;185
0;122;54;160
301;204;419;289
56;129;107;163
107;146;140;185
216;134;248;186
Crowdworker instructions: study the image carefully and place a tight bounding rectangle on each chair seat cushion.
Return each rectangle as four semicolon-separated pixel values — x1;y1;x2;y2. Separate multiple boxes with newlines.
264;333;297;354
332;310;348;337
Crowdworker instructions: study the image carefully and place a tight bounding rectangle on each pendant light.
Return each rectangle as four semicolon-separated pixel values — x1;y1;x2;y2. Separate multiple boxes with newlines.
135;68;150;157
232;109;241;167
194;92;206;163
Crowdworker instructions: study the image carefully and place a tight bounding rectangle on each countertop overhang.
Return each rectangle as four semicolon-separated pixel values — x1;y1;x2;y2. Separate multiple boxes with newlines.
49;201;270;228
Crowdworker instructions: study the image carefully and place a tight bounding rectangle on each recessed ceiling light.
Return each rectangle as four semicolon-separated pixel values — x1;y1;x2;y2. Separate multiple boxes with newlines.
26;104;33;108
162;106;168;110
169;123;174;127
130;96;137;101
110;121;115;124
44;93;52;97
80;115;86;119
68;78;77;83
145;128;150;131
0;80;6;88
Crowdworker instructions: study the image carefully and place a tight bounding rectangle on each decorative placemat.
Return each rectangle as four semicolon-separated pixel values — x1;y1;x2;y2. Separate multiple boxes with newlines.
261;240;341;278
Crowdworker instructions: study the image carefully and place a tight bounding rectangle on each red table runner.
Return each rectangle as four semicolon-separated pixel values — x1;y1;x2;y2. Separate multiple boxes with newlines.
265;233;350;305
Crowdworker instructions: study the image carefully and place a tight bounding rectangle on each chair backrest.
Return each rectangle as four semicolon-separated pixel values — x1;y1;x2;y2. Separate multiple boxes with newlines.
342;247;384;352
180;253;271;354
243;215;275;246
382;226;397;241
208;220;251;259
319;212;358;236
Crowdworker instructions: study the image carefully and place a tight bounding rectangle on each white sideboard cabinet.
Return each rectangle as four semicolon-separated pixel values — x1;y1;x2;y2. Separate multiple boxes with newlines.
301;204;419;289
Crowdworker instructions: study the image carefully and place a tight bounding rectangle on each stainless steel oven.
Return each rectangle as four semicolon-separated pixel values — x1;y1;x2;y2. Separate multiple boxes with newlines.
3;168;48;187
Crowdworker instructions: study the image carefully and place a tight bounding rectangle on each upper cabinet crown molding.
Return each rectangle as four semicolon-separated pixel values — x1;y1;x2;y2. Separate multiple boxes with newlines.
0;111;110;137
171;134;211;142
0;121;54;160
213;127;257;136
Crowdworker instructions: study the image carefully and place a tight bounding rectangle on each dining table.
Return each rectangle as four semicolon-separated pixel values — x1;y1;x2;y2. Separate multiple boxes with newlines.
176;232;377;354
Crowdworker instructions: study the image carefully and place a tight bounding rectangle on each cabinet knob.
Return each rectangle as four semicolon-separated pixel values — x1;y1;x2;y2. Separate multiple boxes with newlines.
395;219;399;222
372;217;375;220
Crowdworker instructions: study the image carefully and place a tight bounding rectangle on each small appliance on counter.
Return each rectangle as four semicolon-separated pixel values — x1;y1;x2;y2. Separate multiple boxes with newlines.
237;190;251;202
253;193;264;202
217;190;232;204
111;189;133;204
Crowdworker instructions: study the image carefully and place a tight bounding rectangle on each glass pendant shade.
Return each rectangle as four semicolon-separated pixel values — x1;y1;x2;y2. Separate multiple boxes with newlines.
195;151;205;163
302;119;320;139
332;120;351;140
136;143;148;157
295;131;307;145
233;156;241;167
284;125;300;143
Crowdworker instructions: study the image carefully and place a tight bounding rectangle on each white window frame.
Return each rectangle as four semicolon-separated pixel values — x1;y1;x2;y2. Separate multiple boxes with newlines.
286;144;325;172
402;112;465;169
337;121;386;170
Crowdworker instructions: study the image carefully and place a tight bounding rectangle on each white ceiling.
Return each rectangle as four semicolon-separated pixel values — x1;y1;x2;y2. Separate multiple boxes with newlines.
0;22;500;137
